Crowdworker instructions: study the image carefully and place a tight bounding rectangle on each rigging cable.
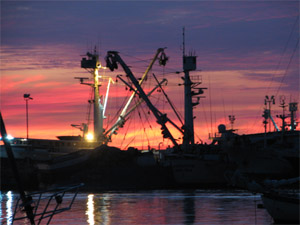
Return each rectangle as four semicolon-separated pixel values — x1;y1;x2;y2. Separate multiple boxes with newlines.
200;100;210;142
123;136;136;150
249;36;299;133
266;15;299;95
275;37;299;97
208;74;213;137
248;16;299;133
120;107;134;149
135;98;151;149
153;73;184;126
120;51;182;75
134;94;155;138
222;98;227;125
109;82;131;126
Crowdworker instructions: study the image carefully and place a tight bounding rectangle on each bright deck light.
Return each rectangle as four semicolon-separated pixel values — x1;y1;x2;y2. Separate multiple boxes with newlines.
0;134;14;141
6;135;14;140
86;133;94;141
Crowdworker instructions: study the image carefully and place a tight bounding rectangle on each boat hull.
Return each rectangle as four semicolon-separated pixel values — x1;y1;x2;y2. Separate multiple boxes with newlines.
224;131;300;180
170;154;229;186
261;193;300;224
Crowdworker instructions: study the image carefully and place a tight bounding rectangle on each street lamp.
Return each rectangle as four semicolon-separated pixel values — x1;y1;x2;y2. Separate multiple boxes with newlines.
23;94;33;139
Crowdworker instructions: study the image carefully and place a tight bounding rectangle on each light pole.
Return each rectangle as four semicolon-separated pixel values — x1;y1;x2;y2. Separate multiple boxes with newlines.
264;95;275;132
23;94;33;139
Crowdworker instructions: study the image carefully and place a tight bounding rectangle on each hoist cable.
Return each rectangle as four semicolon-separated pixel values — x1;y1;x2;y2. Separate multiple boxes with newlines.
266;15;299;95
275;37;299;97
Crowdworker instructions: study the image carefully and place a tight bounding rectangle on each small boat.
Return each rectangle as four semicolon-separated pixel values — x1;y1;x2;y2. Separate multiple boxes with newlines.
261;191;299;224
241;177;300;224
0;136;98;161
260;177;300;224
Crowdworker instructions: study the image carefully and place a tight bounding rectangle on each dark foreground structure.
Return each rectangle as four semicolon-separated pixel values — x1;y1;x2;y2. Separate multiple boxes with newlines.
2;145;177;191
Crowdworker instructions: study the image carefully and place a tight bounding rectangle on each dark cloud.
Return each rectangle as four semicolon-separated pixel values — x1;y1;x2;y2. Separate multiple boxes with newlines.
0;45;79;71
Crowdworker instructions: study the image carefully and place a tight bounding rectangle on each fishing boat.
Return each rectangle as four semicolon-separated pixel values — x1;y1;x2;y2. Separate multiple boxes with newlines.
157;38;231;185
105;36;299;187
1;49;109;191
2;38;297;190
0;49;108;165
0;50;103;189
104;29;231;187
218;99;299;187
0;136;98;160
1;47;180;191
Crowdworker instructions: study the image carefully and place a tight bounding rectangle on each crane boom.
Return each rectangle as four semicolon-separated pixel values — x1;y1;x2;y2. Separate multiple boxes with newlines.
106;48;168;140
106;51;179;148
105;78;168;140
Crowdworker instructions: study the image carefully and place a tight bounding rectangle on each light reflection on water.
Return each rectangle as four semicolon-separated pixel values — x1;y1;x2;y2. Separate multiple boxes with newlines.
1;190;273;224
6;191;13;225
86;194;95;225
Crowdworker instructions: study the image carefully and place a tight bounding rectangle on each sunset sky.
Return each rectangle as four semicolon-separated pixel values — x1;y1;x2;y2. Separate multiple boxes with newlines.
1;1;299;149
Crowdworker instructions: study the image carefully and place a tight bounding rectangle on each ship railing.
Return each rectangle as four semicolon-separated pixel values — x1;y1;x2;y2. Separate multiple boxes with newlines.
12;183;84;225
209;132;222;140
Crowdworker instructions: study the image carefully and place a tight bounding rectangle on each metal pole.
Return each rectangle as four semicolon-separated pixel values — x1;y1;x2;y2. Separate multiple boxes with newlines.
93;67;101;142
26;99;29;139
268;101;271;132
183;70;195;145
24;94;32;139
0;112;35;224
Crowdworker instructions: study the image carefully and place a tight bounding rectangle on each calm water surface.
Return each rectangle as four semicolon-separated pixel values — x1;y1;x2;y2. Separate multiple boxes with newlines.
1;189;273;224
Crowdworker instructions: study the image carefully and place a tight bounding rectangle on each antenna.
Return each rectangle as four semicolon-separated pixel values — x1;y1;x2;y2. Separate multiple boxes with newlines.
99;39;102;56
182;26;185;57
228;115;236;130
264;95;275;132
289;102;298;131
276;95;288;131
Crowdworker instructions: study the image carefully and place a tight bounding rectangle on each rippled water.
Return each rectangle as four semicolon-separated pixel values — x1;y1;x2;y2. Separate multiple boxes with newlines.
1;189;273;224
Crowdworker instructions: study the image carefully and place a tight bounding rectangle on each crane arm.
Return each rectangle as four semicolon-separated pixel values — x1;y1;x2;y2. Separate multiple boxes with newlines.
106;51;179;148
105;78;168;140
105;48;167;140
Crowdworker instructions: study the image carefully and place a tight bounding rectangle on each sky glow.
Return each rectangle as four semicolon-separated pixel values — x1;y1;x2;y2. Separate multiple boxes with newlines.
1;1;299;149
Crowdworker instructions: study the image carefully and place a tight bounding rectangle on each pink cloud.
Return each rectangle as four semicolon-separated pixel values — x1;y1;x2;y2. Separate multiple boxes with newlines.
1;43;298;149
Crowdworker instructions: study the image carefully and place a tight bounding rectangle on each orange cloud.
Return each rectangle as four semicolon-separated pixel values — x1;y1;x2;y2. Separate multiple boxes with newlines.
1;44;298;150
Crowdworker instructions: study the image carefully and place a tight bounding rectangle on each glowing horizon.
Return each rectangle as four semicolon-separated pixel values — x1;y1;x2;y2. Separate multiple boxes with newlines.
1;1;299;149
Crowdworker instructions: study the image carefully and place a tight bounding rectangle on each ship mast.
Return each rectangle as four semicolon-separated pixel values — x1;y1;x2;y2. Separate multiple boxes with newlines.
80;47;104;143
289;102;298;131
94;54;103;142
182;27;200;147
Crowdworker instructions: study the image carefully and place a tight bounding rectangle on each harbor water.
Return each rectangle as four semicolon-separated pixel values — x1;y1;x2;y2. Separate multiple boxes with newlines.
1;189;273;224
